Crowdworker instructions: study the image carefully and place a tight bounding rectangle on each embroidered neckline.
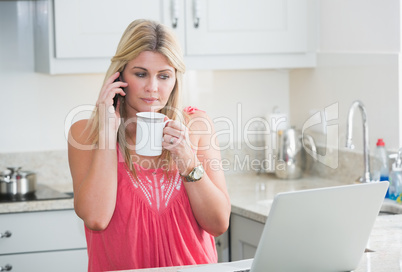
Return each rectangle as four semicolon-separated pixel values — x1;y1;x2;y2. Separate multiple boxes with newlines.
124;164;183;213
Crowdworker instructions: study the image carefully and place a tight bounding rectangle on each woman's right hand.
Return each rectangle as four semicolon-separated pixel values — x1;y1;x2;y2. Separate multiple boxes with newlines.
96;72;127;134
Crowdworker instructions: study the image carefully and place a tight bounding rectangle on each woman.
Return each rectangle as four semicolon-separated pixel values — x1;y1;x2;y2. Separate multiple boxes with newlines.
68;19;231;271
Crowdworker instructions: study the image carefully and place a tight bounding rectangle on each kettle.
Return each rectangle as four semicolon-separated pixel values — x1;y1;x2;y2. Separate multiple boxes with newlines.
275;128;317;179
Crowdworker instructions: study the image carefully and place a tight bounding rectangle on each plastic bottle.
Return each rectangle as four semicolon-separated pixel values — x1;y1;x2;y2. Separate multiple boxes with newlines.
372;139;389;182
389;149;402;201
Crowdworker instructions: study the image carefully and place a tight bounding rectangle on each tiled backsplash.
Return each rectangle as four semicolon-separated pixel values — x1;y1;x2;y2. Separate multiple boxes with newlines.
304;146;370;182
0;142;386;186
0;140;266;185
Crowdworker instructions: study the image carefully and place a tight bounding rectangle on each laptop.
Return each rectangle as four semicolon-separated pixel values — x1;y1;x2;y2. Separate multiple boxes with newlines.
178;181;389;272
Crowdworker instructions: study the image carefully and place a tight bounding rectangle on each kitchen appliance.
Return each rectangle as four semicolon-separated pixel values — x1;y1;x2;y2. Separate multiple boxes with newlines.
264;106;288;173
275;128;317;179
0;167;37;195
0;184;72;202
0;167;72;202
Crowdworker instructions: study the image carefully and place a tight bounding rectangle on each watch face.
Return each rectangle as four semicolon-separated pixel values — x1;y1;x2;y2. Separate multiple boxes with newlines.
194;165;204;180
185;165;204;182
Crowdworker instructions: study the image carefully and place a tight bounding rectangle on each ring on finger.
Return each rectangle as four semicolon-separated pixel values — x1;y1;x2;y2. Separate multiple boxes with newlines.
169;137;175;144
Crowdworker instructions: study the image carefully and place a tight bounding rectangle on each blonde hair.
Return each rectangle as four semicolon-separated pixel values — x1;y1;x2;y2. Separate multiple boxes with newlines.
87;19;186;175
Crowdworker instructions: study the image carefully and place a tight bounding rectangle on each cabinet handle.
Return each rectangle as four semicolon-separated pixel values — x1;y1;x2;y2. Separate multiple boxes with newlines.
193;0;200;28
171;0;179;28
0;264;12;271
0;231;11;239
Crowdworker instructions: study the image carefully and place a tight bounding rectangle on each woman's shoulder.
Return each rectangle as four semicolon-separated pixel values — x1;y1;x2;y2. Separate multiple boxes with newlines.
183;106;206;115
70;119;89;134
183;106;213;132
68;119;92;145
183;106;210;121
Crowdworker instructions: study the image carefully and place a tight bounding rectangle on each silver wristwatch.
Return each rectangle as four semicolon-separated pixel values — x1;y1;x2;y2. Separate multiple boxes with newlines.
182;164;204;182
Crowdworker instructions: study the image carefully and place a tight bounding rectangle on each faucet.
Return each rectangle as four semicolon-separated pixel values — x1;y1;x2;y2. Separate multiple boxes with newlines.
345;100;371;183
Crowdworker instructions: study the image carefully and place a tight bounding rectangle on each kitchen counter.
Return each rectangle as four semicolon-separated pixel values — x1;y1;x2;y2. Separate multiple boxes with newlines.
2;173;401;216
1;173;402;271
0;183;74;214
226;173;402;223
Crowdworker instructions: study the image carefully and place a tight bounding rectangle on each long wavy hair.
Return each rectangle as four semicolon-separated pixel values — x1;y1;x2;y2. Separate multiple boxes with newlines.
87;19;186;176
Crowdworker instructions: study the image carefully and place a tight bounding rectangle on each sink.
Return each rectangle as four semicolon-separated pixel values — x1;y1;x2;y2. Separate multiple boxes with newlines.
380;199;402;215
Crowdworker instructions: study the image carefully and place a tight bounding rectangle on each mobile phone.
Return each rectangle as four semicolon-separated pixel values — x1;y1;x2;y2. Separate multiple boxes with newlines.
113;76;124;109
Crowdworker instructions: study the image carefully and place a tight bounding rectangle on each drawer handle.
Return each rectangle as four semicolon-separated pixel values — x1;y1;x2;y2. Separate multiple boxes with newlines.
0;264;12;271
193;0;200;28
0;231;11;239
171;0;179;28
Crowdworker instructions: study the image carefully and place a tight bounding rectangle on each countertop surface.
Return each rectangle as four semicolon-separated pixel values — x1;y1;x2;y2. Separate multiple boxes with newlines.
2;173;401;216
1;173;402;271
0;183;74;214
226;173;402;223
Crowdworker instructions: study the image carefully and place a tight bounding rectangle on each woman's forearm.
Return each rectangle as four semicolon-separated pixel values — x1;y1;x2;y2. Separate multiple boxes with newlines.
183;173;231;237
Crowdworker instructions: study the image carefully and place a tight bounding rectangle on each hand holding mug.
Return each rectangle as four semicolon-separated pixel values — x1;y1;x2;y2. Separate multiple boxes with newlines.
162;119;197;175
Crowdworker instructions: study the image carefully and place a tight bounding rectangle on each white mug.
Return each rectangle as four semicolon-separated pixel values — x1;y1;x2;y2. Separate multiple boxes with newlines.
135;112;169;156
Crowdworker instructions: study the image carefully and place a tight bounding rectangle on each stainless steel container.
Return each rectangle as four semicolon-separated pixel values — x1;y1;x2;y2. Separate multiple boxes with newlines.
0;167;37;195
275;129;317;179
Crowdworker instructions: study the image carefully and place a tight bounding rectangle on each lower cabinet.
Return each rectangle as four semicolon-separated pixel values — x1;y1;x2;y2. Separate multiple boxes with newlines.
215;230;230;262
230;214;265;261
0;249;87;272
0;209;87;272
0;210;266;269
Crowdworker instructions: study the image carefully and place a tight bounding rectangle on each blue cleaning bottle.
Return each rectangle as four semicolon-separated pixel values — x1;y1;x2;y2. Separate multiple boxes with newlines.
372;139;389;182
389;148;402;201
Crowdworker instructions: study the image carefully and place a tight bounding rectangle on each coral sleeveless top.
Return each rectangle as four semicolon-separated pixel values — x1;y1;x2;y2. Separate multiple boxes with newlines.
84;108;217;271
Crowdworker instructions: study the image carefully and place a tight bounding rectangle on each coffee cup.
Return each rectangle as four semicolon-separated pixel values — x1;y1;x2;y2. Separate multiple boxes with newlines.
135;112;169;156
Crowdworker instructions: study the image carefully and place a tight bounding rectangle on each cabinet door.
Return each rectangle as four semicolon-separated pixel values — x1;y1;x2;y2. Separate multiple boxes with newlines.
53;0;163;58
215;230;230;262
0;210;86;255
0;249;87;272
230;214;264;261
185;0;308;56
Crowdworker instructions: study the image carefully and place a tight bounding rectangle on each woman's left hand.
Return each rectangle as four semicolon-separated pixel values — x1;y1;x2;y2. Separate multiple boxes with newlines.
162;119;198;175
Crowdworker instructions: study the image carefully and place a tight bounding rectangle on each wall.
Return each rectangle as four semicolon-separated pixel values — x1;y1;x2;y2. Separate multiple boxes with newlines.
289;0;401;153
0;1;289;156
0;1;104;153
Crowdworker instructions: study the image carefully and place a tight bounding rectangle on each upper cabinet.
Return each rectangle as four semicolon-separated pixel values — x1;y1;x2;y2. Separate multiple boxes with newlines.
53;0;163;59
34;0;317;74
184;0;307;56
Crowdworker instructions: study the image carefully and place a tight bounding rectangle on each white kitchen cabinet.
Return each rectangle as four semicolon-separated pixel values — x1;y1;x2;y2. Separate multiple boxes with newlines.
53;0;163;59
185;0;308;56
215;230;230;262
0;250;87;272
175;0;317;70
230;214;264;261
0;209;87;272
34;0;316;74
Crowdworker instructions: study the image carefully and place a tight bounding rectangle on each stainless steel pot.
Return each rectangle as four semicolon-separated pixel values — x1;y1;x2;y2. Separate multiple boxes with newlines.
0;167;37;195
275;128;317;179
